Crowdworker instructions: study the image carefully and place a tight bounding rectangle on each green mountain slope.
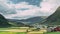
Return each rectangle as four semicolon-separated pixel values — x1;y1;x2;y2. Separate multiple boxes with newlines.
43;7;60;25
0;14;11;27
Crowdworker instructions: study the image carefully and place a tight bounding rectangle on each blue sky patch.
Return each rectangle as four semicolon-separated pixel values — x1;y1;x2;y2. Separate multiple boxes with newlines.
9;0;42;6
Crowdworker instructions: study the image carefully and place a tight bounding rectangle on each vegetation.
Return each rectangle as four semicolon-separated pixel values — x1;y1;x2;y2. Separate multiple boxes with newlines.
46;32;60;34
0;7;60;34
0;14;11;27
43;7;60;25
0;31;26;34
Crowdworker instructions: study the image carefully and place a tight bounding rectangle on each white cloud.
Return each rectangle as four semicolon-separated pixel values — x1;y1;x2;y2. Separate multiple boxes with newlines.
11;0;60;19
0;0;60;19
40;0;60;15
4;2;42;19
0;0;16;16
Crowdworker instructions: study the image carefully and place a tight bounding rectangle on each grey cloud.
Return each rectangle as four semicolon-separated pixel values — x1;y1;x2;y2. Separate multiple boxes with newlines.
0;1;16;15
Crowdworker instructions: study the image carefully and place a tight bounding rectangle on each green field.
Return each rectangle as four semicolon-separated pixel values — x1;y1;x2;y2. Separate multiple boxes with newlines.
0;28;26;34
0;31;26;34
0;31;60;34
0;28;60;34
46;32;60;34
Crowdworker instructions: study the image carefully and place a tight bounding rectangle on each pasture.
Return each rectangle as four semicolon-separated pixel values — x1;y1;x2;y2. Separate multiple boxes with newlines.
0;27;60;34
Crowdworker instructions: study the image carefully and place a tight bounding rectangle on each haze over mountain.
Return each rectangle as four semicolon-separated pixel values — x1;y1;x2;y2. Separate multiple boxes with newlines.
0;14;30;27
20;16;44;25
8;16;45;25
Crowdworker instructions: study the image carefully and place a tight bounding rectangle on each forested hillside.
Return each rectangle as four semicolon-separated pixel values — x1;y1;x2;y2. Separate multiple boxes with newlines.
0;14;11;27
43;7;60;25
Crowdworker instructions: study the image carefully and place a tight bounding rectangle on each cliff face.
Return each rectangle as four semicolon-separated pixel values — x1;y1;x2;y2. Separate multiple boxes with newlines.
0;14;11;27
44;7;60;25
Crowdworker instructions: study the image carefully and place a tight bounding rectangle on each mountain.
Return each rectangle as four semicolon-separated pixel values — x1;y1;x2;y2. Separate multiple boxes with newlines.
43;7;60;25
8;16;44;25
9;21;30;27
19;16;44;25
40;16;48;19
0;14;11;27
8;19;31;27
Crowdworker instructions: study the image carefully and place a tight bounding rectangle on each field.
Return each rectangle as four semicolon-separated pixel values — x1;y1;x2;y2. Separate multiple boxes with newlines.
0;31;26;34
0;27;60;34
0;31;60;34
46;32;60;34
0;27;27;34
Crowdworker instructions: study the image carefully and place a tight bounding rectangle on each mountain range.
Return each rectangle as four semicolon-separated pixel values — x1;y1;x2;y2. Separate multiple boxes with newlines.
2;6;60;27
8;16;45;25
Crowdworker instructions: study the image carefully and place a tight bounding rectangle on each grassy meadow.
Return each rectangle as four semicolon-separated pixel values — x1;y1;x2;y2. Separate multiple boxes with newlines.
46;32;60;34
0;31;26;34
0;27;60;34
0;27;27;34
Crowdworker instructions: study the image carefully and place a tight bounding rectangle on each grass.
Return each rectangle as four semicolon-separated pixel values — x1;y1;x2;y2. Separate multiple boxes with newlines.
0;27;27;34
0;27;22;30
46;32;60;34
0;28;10;30
0;27;60;34
0;31;60;34
0;31;27;34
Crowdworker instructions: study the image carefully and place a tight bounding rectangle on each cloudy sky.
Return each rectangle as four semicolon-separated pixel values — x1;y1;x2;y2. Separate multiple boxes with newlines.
0;0;60;19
